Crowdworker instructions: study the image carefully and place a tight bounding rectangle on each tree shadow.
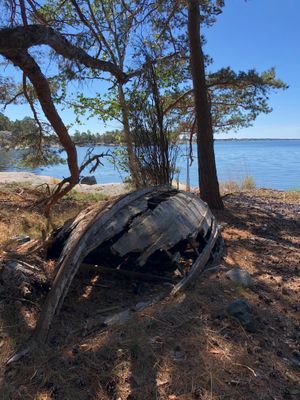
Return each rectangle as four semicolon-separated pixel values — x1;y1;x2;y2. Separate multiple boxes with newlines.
0;191;299;399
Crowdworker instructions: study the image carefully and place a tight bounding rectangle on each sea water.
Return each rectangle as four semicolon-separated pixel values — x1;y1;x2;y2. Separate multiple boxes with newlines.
0;140;299;190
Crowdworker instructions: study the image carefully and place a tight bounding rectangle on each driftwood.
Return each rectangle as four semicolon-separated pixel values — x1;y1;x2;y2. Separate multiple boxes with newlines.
7;187;220;364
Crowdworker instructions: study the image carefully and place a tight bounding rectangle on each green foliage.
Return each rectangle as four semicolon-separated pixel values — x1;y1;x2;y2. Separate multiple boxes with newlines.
0;76;20;106
72;129;122;145
19;150;64;168
0;114;63;167
165;67;287;134
208;67;288;133
0;0;288;188
0;112;11;131
125;61;180;185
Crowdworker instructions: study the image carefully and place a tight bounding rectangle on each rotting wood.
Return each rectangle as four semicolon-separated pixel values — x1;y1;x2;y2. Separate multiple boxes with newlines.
35;188;154;342
111;191;212;266
7;187;221;364
171;217;219;295
0;258;45;289
81;263;174;283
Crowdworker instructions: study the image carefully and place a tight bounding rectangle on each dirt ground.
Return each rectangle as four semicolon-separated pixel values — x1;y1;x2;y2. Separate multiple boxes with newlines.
0;187;299;400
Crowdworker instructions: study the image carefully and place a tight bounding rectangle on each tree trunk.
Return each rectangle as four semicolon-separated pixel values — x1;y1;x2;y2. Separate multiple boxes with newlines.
4;49;80;213
148;62;170;185
118;83;141;187
187;0;223;209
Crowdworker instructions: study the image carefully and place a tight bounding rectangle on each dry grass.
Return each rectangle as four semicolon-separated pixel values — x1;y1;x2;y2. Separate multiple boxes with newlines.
220;175;256;194
0;183;108;253
0;186;300;399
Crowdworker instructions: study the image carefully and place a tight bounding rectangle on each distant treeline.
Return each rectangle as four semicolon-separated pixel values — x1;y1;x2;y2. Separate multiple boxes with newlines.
0;113;57;148
0;113;45;136
72;129;121;145
0;112;122;146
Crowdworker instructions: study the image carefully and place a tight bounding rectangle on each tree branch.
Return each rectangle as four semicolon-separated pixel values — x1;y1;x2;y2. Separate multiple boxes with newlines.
0;24;127;82
163;88;193;114
2;48;80;214
2;91;24;109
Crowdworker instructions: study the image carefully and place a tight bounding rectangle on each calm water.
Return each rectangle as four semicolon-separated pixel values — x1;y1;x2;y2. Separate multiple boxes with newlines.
0;140;299;190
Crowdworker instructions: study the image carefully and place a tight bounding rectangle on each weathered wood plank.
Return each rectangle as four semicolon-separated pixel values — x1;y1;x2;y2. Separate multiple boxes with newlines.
111;191;212;266
33;188;156;344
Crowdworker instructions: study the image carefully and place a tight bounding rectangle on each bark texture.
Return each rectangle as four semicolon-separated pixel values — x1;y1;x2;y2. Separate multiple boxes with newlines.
187;0;223;209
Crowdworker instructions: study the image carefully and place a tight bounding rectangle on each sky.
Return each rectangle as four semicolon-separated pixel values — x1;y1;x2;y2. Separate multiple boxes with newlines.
1;0;300;139
204;0;300;139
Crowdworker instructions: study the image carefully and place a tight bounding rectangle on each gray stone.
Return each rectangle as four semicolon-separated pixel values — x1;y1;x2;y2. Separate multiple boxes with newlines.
227;299;255;331
10;235;30;244
291;352;300;370
170;347;186;362
80;176;97;185
226;267;254;287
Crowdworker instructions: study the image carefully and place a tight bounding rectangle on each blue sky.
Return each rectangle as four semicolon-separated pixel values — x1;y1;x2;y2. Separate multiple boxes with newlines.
204;0;300;139
2;0;300;139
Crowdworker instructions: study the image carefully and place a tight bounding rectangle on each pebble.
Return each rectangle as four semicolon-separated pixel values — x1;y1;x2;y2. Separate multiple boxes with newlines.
226;267;254;287
227;299;256;332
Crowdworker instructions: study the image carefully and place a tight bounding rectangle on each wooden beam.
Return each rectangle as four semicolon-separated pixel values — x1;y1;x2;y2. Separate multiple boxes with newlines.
80;263;174;284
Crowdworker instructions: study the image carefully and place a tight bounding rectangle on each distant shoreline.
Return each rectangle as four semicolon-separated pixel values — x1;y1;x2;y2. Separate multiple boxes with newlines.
1;138;299;151
80;138;300;146
214;138;300;141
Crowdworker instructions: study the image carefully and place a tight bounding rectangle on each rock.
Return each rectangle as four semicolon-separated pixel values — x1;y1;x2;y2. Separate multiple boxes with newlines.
170;346;186;362
289;387;300;396
227;299;255;332
226;267;254;287
291;351;300;370
80;176;97;185
10;235;30;244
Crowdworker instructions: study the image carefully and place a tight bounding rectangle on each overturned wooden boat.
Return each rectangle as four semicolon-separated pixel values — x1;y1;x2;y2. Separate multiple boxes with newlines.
8;187;221;362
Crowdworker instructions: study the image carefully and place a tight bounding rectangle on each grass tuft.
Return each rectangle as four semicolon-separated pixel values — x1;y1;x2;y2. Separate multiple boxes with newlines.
220;175;256;194
64;190;109;202
0;184;109;251
240;175;256;190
